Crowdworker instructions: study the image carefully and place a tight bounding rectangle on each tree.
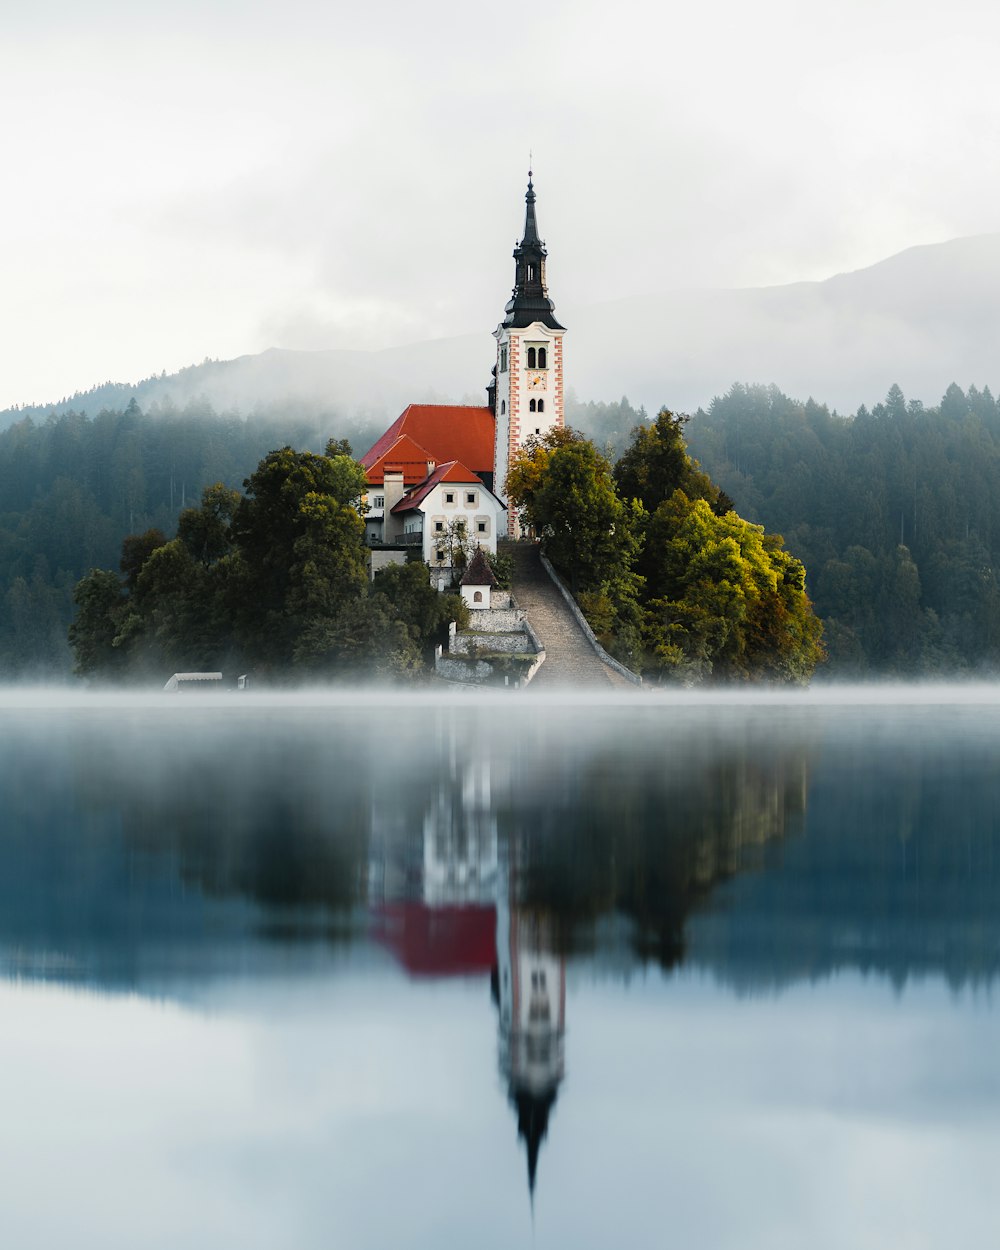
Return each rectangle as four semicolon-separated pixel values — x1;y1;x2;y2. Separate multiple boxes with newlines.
177;484;240;566
615;408;731;517
507;429;640;596
68;569;126;678
641;493;824;683
230;447;370;670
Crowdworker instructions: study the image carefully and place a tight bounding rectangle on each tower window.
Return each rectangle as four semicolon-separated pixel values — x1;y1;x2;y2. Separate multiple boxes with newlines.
527;347;536;369
538;347;547;369
527;264;535;282
500;346;508;372
529;399;536;413
537;399;544;413
500;400;506;415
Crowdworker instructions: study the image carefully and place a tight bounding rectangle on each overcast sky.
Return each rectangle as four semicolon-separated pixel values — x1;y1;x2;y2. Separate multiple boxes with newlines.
3;0;1000;409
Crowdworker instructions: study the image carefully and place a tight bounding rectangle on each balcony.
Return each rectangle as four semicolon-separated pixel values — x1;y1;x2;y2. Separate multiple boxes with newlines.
367;528;423;549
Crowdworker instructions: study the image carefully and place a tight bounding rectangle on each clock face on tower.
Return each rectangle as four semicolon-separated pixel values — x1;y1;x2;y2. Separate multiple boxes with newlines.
527;373;546;391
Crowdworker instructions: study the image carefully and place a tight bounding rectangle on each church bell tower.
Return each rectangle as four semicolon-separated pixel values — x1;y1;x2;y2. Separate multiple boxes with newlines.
493;174;566;534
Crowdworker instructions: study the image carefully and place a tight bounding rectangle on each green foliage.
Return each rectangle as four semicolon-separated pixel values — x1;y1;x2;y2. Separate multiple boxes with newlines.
68;446;462;684
68;569;126;678
640;494;823;683
0;399;352;677
565;393;649;461
685;381;1000;674
615;408;731;518
508;429;641;596
508;416;822;684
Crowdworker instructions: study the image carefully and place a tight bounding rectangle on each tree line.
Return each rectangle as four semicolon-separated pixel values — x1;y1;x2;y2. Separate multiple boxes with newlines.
684;381;1000;674
70;444;466;683
0;398;382;679
507;413;824;683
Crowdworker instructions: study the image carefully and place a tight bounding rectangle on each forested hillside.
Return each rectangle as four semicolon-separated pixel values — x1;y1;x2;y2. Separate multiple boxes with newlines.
9;380;1000;681
686;382;1000;674
0;400;377;678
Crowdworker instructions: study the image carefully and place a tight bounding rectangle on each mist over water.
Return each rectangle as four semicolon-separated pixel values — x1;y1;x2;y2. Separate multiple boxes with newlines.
3;686;1000;1248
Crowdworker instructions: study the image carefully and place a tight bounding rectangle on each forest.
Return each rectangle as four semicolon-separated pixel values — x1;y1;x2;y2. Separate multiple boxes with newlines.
685;381;1000;674
4;381;1000;680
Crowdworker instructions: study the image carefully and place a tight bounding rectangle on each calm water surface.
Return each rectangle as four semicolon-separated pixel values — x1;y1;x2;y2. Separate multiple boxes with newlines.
1;688;999;1248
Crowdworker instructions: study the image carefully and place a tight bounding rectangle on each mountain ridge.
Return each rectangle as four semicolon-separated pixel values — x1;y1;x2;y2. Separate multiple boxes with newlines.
6;232;1000;429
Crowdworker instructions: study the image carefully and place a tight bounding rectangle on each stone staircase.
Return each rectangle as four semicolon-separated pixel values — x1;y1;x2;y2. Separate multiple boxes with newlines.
506;543;635;689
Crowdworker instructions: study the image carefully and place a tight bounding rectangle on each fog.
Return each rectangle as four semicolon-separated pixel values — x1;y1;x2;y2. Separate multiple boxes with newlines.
6;0;1000;411
7;231;998;429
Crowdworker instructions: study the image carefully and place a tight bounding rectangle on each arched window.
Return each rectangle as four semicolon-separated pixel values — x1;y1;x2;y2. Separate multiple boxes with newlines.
500;400;505;414
529;399;536;413
527;347;536;369
473;591;483;603
527;264;535;282
537;399;544;413
538;347;547;369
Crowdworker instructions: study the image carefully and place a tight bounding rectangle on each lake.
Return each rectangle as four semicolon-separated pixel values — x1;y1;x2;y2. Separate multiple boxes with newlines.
1;686;999;1248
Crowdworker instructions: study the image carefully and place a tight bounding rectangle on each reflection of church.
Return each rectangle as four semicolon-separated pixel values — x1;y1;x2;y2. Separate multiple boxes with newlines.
493;901;565;1198
368;749;566;1199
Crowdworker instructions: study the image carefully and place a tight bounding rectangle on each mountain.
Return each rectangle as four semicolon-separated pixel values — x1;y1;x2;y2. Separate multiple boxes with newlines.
5;233;1000;429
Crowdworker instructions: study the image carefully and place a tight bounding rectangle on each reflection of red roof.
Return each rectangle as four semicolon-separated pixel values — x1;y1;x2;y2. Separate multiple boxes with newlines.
363;433;438;487
392;460;482;513
374;902;497;977
361;405;495;481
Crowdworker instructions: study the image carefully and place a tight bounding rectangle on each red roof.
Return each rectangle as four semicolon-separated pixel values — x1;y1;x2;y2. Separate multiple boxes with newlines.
391;460;484;513
361;405;495;482
373;902;497;978
363;433;439;487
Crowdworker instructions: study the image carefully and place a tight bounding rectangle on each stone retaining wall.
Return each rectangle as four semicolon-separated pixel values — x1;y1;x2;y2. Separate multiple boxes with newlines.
450;629;534;656
435;647;546;687
465;606;525;632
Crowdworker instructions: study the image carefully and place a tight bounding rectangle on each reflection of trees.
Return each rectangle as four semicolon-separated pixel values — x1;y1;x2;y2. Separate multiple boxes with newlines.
72;718;373;917
502;740;808;970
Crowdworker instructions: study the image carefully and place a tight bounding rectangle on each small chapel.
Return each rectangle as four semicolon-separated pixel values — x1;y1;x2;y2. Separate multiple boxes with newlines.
359;173;566;575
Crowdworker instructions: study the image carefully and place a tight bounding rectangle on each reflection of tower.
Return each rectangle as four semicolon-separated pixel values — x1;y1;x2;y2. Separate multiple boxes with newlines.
493;898;566;1200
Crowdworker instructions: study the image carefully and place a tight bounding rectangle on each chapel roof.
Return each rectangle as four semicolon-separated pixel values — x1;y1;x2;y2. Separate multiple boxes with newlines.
361;404;495;480
461;547;498;587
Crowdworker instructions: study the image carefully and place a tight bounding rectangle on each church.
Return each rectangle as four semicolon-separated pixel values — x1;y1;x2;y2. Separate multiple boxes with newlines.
359;174;566;571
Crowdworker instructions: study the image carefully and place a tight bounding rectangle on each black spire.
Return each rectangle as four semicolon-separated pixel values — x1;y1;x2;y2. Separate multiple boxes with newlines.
511;1085;558;1201
503;172;565;331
